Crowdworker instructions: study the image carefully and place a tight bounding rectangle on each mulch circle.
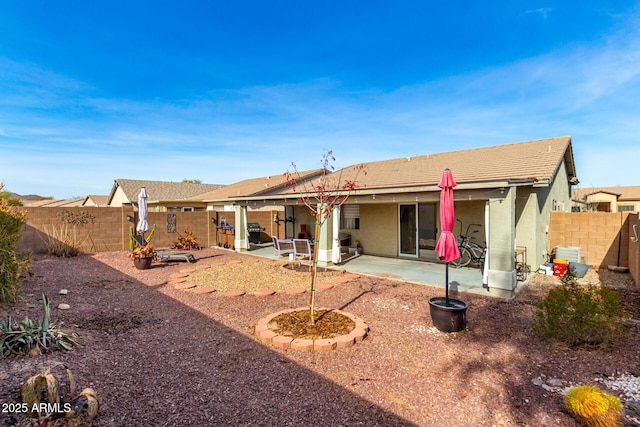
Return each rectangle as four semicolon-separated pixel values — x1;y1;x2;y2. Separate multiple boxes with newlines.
255;307;369;352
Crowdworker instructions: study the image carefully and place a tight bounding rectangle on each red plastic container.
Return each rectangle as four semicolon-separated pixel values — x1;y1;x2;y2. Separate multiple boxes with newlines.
553;259;568;276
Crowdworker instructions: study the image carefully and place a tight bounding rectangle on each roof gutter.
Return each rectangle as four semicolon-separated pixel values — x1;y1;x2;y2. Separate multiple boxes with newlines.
215;179;544;204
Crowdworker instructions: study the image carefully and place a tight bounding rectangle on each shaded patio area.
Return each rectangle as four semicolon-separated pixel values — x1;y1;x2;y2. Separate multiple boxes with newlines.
248;243;523;298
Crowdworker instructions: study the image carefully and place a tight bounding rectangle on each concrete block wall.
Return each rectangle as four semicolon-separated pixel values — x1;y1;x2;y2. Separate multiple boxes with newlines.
629;213;639;288
549;211;630;268
19;206;126;254
19;207;284;254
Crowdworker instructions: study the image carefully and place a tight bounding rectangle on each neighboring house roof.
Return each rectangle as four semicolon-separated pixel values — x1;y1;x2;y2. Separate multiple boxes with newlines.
82;195;109;206
572;186;640;202
193;169;325;201
24;198;85;207
107;179;225;205
260;136;577;197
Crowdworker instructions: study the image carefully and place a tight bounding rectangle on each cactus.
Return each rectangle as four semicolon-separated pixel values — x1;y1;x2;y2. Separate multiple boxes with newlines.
129;226;134;251
144;224;157;244
564;385;622;427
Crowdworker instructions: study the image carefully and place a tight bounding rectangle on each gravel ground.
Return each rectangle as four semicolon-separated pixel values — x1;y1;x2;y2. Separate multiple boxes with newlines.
1;248;639;426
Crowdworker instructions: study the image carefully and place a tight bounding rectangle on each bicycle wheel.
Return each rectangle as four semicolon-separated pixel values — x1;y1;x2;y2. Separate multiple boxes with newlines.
451;247;472;268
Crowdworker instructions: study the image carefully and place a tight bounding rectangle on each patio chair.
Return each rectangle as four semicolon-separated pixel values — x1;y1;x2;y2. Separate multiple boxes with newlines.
155;249;196;263
271;236;294;257
293;238;313;270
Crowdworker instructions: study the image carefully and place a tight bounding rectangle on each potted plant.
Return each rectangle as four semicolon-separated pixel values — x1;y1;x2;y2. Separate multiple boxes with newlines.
129;244;156;270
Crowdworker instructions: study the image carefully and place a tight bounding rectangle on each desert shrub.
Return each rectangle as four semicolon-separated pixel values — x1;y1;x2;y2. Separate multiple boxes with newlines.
564;384;622;427
19;363;99;423
172;230;200;250
1;294;77;357
43;211;95;257
532;268;627;349
0;188;31;304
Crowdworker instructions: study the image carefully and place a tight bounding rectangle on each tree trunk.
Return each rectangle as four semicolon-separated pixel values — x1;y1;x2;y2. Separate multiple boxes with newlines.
308;213;321;325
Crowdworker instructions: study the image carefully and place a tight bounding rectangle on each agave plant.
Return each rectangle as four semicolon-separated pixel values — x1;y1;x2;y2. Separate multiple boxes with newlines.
0;293;78;357
20;363;100;422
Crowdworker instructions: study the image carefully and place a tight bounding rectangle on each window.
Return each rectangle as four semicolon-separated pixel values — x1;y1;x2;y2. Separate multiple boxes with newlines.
340;205;360;230
618;205;635;212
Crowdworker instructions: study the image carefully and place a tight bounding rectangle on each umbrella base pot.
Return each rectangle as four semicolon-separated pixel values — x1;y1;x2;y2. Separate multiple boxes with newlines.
133;257;153;270
428;297;468;333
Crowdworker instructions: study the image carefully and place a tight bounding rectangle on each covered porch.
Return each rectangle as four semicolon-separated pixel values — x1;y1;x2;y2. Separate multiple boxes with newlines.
248;243;526;299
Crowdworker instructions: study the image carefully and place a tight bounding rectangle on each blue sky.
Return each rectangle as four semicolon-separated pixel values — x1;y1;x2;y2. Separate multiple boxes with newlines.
1;1;639;199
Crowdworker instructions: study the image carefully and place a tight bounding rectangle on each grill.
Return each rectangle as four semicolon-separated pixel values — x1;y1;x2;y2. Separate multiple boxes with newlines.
247;222;265;244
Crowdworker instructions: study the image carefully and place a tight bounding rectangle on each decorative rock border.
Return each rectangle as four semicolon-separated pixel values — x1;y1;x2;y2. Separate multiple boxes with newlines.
223;289;245;297
255;307;369;352
254;289;276;297
166;258;361;298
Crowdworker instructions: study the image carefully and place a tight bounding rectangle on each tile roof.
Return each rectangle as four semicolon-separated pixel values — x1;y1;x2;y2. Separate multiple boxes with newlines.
572;186;640;201
266;136;576;196
24;198;85;207
110;179;225;204
194;169;325;201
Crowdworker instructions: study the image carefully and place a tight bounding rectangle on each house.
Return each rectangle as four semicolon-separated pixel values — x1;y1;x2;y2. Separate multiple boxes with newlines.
572;186;640;213
106;179;224;210
82;195;109;207
212;136;578;298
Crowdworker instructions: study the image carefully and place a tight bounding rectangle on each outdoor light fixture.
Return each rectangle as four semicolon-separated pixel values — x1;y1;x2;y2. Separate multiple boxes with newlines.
274;214;294;224
126;214;133;222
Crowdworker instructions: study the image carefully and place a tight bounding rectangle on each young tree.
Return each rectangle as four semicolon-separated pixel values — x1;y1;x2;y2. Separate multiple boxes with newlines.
284;151;366;325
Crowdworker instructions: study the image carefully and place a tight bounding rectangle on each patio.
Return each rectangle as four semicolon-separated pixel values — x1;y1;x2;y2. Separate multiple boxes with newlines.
248;243;521;298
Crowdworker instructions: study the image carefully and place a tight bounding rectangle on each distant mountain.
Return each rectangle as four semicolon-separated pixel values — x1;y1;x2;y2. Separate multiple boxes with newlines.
4;192;50;202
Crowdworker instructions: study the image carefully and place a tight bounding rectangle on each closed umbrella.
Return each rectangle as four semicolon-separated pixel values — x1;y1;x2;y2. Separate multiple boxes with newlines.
136;187;149;241
434;169;461;306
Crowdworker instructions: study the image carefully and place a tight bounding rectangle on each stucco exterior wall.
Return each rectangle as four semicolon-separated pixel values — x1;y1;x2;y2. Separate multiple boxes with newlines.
452;200;486;243
108;188;129;207
353;203;398;257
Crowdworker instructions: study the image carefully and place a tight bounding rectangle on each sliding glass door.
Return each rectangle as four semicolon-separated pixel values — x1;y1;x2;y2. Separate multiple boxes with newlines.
399;203;437;258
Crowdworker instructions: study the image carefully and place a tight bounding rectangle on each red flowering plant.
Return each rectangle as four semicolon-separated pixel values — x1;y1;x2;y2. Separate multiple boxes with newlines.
284;150;366;324
128;243;156;260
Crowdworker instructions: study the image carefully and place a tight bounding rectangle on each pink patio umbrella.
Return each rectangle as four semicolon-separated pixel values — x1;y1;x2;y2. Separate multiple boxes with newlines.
434;168;461;306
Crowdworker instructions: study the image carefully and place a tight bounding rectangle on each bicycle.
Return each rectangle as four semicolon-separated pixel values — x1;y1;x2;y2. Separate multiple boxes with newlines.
451;220;486;270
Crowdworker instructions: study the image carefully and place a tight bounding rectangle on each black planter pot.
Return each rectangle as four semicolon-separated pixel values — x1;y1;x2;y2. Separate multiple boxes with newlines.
428;297;468;333
133;257;153;270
